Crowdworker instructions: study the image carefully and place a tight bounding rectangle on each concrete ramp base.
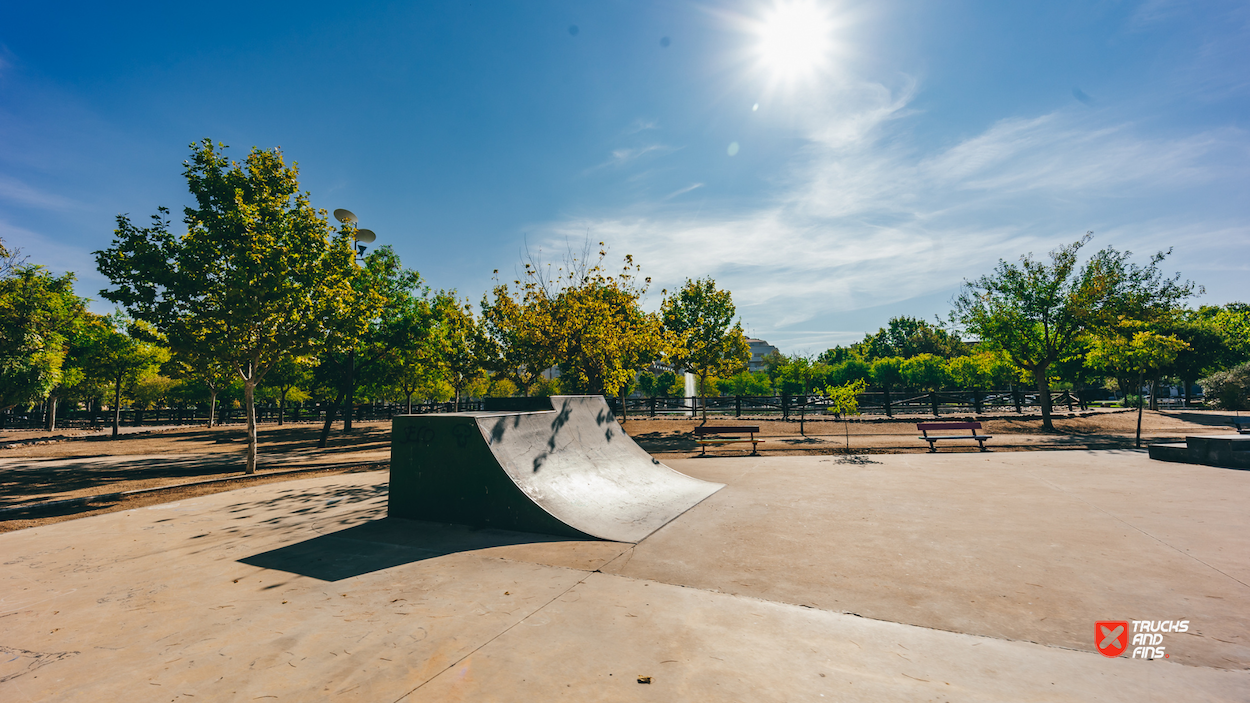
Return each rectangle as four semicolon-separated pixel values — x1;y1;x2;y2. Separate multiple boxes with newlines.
1149;435;1250;469
388;395;722;542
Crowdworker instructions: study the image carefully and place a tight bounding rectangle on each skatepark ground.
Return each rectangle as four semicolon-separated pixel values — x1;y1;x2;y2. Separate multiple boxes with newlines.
2;443;1248;700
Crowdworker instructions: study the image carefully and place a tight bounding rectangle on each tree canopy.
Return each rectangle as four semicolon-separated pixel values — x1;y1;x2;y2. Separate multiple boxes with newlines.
0;257;86;412
952;233;1198;429
96;139;356;471
662;277;750;421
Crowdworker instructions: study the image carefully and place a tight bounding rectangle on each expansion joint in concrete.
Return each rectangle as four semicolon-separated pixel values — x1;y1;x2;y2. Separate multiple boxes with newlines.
391;568;597;702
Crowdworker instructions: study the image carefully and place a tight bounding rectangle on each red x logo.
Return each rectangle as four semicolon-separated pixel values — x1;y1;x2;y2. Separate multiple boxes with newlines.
1096;621;1129;657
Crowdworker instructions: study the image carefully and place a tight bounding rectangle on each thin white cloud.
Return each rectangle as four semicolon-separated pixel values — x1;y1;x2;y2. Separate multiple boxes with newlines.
535;74;1249;351
663;183;704;200
587;144;675;172
0;175;86;211
624;118;660;135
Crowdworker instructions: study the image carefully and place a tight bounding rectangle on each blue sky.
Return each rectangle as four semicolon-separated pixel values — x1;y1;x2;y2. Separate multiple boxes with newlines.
1;0;1247;353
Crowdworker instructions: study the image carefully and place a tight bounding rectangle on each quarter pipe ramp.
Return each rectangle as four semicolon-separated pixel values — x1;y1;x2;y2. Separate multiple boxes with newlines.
388;395;723;542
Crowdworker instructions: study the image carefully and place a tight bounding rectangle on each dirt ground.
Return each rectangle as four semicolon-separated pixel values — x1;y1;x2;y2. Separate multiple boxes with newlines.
1;409;1243;532
625;407;1245;456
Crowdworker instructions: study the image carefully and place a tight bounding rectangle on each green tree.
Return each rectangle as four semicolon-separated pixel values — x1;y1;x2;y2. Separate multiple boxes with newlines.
96;140;355;471
427;292;487;407
262;355;313;425
166;348;235;427
313;245;416;445
853;316;967;361
945;355;990;391
131;371;177;412
1155;313;1226;408
902;354;951;390
554;266;668;409
0;258;87;419
772;355;829;434
825;379;868;449
816;346;855;366
1087;326;1188;447
953;233;1197;430
662;277;750;423
638;370;684;398
1198;303;1250;368
480;279;557;396
79;316;168;436
719;370;773;396
828;358;872;387
487;244;667;415
636;371;662;398
870;356;905;417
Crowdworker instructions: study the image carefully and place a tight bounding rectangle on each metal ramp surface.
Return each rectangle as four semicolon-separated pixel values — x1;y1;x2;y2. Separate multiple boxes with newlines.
388;395;723;542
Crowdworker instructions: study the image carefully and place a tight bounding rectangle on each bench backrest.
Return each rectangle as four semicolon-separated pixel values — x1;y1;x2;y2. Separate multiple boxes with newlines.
694;426;760;435
916;422;982;431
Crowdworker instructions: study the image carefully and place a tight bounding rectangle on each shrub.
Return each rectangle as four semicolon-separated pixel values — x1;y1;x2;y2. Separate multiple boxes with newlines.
1199;362;1250;410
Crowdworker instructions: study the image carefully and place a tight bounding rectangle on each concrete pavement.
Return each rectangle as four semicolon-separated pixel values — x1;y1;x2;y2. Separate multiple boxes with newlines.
1;450;1246;701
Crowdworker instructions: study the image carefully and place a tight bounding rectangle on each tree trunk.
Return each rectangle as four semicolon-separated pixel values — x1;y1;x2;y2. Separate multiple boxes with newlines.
1033;366;1053;431
800;383;807;436
343;351;356;432
405;391;414;415
619;388;628;423
244;378;258;474
1183;379;1191;409
46;394;57;431
207;390;218;428
112;377;122;438
278;389;288;426
318;389;345;449
1148;378;1159;411
883;384;892;417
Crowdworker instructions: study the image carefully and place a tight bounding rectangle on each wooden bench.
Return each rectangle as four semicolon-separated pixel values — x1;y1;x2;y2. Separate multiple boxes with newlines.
917;422;992;452
694;425;763;455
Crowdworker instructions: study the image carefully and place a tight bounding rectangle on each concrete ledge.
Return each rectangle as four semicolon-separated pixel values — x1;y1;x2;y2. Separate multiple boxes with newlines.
1149;435;1250;470
1148;443;1190;463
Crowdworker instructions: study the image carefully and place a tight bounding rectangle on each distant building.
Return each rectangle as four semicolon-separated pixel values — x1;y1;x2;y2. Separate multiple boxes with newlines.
746;338;779;373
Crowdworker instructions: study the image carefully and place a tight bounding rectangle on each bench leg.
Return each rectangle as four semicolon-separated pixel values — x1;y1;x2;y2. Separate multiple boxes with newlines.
928;441;937;453
750;441;759;456
978;440;988;452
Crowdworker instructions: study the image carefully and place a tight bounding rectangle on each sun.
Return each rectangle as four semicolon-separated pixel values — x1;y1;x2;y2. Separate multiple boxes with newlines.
755;1;833;81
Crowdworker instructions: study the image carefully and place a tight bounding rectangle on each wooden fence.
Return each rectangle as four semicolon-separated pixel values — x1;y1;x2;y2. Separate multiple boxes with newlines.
2;388;1112;431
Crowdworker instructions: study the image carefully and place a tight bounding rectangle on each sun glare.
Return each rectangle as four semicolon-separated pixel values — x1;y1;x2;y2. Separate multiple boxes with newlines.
756;1;832;81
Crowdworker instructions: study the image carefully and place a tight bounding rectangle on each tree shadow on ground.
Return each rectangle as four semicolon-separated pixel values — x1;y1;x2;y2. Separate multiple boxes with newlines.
630;432;698;453
0;453;387;507
239;518;587;582
1159;411;1245;428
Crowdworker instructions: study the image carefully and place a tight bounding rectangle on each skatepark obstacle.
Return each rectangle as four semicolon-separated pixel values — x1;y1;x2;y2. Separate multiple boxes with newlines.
388;395;724;542
1149;434;1250;469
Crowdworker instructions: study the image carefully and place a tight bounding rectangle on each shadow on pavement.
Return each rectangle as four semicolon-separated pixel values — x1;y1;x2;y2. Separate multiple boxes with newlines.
239;517;590;582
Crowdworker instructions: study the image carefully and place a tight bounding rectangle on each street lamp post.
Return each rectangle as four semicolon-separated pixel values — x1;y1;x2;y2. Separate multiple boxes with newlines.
332;209;379;432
